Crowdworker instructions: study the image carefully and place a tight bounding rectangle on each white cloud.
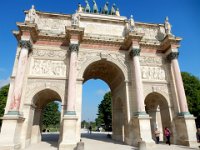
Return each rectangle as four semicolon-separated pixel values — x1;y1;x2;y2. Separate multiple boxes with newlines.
95;88;110;96
0;78;10;89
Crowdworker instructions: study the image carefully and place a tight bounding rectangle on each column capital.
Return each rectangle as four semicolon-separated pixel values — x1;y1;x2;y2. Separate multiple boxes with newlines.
130;48;141;57
167;52;179;61
19;40;32;50
69;43;79;52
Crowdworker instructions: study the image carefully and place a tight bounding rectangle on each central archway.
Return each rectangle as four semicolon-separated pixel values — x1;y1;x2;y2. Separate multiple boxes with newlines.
78;59;128;143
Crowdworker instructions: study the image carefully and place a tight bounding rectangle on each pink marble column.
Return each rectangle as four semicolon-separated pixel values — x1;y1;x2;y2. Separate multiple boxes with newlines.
65;43;79;115
131;48;146;114
9;40;32;113
167;52;189;115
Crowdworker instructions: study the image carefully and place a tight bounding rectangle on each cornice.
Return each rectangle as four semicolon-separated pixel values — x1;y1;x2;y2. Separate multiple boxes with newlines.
83;33;124;46
15;22;39;42
121;31;144;50
160;34;182;50
24;10;71;19
65;26;84;41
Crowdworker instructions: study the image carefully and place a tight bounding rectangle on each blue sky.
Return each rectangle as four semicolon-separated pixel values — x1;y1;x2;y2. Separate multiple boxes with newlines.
0;0;199;121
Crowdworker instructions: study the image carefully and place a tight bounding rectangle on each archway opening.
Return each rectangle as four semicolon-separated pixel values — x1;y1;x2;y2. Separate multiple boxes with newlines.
31;89;61;147
80;59;127;143
145;92;171;142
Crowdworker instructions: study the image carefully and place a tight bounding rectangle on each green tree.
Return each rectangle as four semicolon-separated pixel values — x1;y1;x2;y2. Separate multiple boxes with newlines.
182;72;200;127
0;84;9;127
42;101;61;130
96;92;112;131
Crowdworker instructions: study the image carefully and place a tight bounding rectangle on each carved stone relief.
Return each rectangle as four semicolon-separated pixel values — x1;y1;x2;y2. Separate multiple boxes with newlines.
32;49;67;59
25;80;65;102
141;66;166;81
152;85;169;94
135;26;166;41
37;17;70;33
30;59;67;77
140;56;164;66
77;51;129;71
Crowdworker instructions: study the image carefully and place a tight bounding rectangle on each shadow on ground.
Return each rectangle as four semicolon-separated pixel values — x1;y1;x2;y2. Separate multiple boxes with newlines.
81;132;133;146
41;133;59;148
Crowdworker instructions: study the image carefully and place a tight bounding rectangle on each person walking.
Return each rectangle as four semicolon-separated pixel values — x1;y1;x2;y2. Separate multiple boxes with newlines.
88;125;92;134
154;128;160;144
197;128;200;143
164;127;171;145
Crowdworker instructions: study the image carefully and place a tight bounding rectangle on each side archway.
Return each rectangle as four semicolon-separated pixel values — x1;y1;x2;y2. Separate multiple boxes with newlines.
145;92;171;142
30;89;62;144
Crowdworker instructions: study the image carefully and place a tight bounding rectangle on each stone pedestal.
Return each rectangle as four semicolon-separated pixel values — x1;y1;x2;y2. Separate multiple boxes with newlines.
132;114;154;148
59;115;78;150
0;115;24;150
175;114;198;148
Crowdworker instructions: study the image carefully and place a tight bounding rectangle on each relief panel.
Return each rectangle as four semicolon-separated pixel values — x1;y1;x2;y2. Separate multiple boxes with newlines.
141;66;166;81
30;59;67;77
37;17;70;33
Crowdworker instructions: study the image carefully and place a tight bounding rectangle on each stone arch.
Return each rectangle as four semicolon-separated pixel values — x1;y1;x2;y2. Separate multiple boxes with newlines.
25;82;65;105
145;92;171;142
77;55;128;82
78;55;128;143
30;88;62;144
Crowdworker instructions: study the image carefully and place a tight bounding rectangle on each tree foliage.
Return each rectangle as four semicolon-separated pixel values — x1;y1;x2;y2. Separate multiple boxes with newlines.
96;92;112;131
182;72;200;127
0;85;9;126
42;101;61;130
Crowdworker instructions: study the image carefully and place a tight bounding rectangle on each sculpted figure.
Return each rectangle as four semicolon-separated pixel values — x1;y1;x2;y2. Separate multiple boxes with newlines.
77;3;83;12
115;8;120;16
129;15;135;32
26;5;37;23
71;13;80;27
164;17;172;35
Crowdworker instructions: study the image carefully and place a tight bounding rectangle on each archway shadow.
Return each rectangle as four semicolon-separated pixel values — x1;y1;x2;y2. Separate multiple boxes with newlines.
41;132;59;148
81;131;137;148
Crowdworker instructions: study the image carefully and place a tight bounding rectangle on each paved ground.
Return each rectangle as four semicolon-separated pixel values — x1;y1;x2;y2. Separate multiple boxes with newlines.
24;130;199;150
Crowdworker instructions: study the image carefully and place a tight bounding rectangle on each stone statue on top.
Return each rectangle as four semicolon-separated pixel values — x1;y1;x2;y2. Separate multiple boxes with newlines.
25;5;37;23
164;16;172;35
129;15;135;32
71;13;80;27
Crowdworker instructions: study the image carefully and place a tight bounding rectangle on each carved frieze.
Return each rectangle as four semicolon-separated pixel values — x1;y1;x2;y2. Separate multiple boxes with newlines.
77;51;128;71
140;56;163;66
32;49;67;59
30;59;67;77
37;17;70;33
152;85;168;93
135;26;166;41
141;66;166;81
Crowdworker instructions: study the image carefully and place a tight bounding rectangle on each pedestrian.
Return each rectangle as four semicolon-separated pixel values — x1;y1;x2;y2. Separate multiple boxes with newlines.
154;128;160;144
89;125;92;134
164;127;171;145
197;128;200;143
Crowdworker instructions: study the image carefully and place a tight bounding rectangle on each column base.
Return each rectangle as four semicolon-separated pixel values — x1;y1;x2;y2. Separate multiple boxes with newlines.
0;114;24;150
132;114;155;148
59;115;78;150
175;114;198;148
59;143;77;150
0;143;21;150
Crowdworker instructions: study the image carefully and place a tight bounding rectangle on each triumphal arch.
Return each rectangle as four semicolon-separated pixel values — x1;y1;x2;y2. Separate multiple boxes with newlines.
0;1;198;150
